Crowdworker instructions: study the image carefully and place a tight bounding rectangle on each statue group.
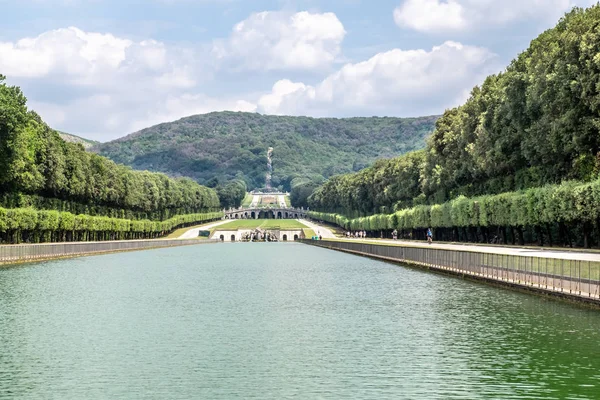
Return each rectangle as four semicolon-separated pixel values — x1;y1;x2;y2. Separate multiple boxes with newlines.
240;228;278;242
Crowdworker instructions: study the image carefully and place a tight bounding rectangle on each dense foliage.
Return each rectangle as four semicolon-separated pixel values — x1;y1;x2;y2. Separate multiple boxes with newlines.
309;150;425;215
215;179;247;209
290;177;323;209
310;5;600;218
95;112;437;191
310;177;600;248
0;208;222;244
0;75;220;221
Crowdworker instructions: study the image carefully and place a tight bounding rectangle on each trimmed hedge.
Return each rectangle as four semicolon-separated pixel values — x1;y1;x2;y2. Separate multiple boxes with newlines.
309;178;600;247
0;192;220;222
0;209;223;244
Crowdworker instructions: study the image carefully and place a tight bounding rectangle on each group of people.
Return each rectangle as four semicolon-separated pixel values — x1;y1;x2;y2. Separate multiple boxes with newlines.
344;228;434;243
345;231;367;239
391;228;433;244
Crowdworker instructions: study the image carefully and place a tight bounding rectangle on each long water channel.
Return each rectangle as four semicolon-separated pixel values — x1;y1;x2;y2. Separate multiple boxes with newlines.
1;243;600;399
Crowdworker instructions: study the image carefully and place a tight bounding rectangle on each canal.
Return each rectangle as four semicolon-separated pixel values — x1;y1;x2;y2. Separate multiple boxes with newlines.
1;243;599;399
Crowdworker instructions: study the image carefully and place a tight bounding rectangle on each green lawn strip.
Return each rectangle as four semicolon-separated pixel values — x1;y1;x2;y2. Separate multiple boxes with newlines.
166;222;219;238
303;228;316;238
216;219;308;230
241;193;254;207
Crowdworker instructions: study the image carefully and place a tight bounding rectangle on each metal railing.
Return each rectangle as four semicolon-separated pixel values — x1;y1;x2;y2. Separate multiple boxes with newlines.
0;239;219;265
303;240;600;302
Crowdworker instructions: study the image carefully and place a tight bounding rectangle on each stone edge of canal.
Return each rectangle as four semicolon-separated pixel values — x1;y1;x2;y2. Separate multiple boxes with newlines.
0;239;220;268
301;239;600;310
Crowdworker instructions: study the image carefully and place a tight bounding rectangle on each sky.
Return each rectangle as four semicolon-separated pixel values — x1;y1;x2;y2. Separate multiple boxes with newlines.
0;0;597;141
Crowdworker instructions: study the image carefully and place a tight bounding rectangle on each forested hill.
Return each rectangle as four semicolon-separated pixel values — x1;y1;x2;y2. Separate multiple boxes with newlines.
93;112;438;190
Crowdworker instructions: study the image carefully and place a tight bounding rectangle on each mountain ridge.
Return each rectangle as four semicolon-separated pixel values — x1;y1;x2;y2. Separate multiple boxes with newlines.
93;111;438;191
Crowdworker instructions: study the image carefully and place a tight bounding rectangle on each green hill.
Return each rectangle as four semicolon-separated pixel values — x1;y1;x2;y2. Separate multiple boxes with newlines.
93;112;437;191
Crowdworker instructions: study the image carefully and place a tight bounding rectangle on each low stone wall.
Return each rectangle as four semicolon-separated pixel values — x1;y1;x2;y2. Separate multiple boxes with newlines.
0;239;219;266
302;240;600;307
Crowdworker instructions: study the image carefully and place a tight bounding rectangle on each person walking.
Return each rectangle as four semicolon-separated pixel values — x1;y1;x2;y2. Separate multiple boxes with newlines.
392;229;398;240
426;228;433;244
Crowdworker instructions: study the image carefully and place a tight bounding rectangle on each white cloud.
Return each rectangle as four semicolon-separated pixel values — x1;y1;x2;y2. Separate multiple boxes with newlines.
0;27;131;79
125;40;167;71
394;0;576;33
213;10;346;71
0;27;223;140
394;0;466;33
0;12;348;140
0;27;206;87
0;14;502;141
155;67;197;89
257;41;498;117
257;79;314;115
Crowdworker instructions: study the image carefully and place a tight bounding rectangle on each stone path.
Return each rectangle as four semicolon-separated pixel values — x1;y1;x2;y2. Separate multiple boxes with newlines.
354;238;600;262
179;220;231;239
297;219;336;239
302;220;600;262
277;195;287;208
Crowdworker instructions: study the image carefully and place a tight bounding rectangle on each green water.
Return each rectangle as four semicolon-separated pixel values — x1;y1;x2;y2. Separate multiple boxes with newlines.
1;243;599;399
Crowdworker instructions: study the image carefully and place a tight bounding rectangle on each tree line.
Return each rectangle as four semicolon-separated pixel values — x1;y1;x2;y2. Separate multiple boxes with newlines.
307;5;600;247
290;177;323;209
211;179;247;209
309;6;600;218
95;111;437;192
0;208;223;244
0;74;220;221
309;177;600;248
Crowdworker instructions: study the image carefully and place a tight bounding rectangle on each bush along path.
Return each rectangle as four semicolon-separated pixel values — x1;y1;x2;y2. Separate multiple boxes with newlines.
0;209;223;244
309;178;600;249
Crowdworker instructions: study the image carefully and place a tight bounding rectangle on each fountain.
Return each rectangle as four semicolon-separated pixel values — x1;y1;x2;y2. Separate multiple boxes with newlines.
266;147;273;191
240;228;279;242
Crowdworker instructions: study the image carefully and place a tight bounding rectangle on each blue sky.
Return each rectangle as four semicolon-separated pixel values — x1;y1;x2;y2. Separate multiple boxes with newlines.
0;0;596;141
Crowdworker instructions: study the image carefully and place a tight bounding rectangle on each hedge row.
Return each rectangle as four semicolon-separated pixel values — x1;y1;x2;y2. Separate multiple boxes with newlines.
0;192;216;222
309;179;600;246
0;208;223;243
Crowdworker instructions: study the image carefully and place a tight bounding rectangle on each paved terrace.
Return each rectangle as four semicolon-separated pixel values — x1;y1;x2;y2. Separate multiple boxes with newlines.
334;238;600;262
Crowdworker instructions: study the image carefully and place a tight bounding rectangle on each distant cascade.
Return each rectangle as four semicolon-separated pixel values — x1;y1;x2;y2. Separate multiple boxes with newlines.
266;147;274;190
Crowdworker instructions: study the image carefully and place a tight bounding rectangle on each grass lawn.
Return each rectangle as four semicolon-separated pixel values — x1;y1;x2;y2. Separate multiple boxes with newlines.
217;219;308;230
303;228;316;238
166;221;217;238
241;193;254;207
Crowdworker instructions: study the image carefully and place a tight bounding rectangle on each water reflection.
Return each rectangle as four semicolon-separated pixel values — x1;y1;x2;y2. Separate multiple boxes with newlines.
1;243;599;399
